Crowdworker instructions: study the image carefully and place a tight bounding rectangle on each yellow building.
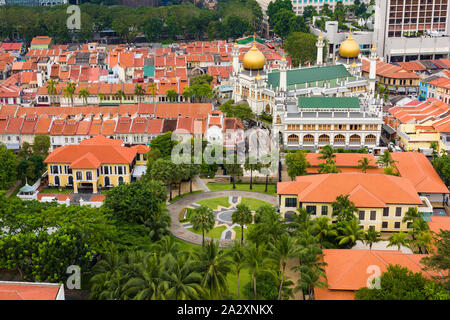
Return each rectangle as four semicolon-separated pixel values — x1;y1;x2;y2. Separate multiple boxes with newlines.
44;135;149;193
277;173;423;232
398;116;450;154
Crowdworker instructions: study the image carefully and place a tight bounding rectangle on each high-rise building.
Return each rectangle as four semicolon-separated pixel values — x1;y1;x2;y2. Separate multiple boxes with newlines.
373;0;450;62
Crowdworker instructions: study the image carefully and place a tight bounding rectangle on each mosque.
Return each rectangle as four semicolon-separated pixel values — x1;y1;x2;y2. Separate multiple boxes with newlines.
230;33;383;151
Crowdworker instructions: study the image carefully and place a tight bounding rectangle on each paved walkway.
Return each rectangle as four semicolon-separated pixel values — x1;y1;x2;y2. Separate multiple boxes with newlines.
167;190;277;248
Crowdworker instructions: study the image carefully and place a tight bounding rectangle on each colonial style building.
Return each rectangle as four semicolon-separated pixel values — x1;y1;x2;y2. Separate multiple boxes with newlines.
44;135;148;193
277;173;424;232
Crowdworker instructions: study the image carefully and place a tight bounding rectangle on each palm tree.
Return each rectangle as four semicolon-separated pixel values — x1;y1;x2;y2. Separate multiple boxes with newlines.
311;216;338;248
193;240;232;299
229;240;246;299
46;79;58;105
115;89;126;104
331;194;358;222
190;205;215;246
134;83;146;103
318;160;340;173
414;230;433;254
318;145;335;163
244;244;269;299
268;234;299;300
292;259;328;300
377;150;396;168
147;82;158;107
78;87;90;106
98;93;105;104
141;204;171;241
224;154;243;189
387;231;410;251
363;228;381;250
123;254;164;300
357;156;373;173
232;203;253;245
402;207;421;224
163;254;204;300
63;82;76;106
337;219;365;247
152;235;180;258
244;156;262;190
167;89;179;102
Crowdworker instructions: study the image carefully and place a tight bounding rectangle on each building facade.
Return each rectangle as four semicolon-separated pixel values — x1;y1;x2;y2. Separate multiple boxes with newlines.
277;173;424;232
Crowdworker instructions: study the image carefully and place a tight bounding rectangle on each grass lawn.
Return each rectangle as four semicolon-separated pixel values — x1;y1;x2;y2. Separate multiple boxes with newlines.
39;188;72;194
196;197;230;210
232;226;248;244
240;197;270;211
207;183;277;195
187;226;227;239
169;190;203;203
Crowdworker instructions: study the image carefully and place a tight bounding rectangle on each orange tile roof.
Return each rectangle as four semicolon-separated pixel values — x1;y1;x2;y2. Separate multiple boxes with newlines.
428;216;450;234
391;152;449;194
154;103;212;119
277;173;422;207
0;282;61;300
315;249;432;300
31;36;52;46
362;60;419;79
45;136;137;168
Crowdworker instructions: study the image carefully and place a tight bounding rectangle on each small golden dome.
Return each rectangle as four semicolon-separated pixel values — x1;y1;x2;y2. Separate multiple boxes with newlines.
234;42;238;47
339;34;360;58
371;44;376;50
351;62;357;68
243;45;266;70
255;71;261;81
318;32;323;39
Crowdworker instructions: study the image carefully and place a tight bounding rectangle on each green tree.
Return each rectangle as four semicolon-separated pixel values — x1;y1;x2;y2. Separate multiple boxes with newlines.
141;204;171;242
0;144;18;190
63;82;76;107
166;89;179;102
134;84;146;103
387;231;410;251
149;132;177;158
244;243;269;299
114;89;126;104
284;32;321;66
232;203;253;246
364;228;381;250
194;240;232;299
432;154;450;186
357;156;375;173
331;194;358;222
311;216;338;248
190;205;216;247
302;5;317;20
248;205;286;246
285;150;309;181
230;240;246;299
421;230;450;290
103;180;167;224
32;135;50;158
144;17;163;42
78;87;90;105
336;219;365;248
46;79;58;105
149;158;177;201
377;150;396;168
244;156;262;190
268;234;298;300
224;154;243;189
355;265;450;300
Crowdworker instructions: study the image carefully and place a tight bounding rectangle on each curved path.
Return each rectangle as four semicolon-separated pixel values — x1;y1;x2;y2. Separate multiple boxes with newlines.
168;191;277;248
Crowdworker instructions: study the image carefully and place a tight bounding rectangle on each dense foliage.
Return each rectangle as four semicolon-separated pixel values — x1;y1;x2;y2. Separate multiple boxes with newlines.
0;1;262;43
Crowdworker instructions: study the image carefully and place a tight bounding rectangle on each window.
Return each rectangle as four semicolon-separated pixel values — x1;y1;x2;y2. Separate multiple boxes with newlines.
394;222;401;229
285;198;297;207
118;166;123;175
395;207;402;217
383;207;389;216
321;206;328;216
76;171;82;180
86;171;92;181
369;226;375;231
306;205;316;215
370;211;376;220
382;221;388;229
407;222;412;229
359;210;365;220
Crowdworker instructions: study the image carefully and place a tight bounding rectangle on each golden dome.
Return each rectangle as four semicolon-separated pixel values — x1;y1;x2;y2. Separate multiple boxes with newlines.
351;62;357;68
255;71;261;81
339;34;360;58
243;45;266;70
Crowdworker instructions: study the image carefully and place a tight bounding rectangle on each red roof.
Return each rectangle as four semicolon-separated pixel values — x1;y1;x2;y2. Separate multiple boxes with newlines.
0;282;61;300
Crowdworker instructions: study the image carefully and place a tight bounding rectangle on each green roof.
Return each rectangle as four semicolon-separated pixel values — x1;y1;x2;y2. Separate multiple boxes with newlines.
236;36;265;45
297;97;361;109
20;184;34;193
267;65;351;88
144;66;155;77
